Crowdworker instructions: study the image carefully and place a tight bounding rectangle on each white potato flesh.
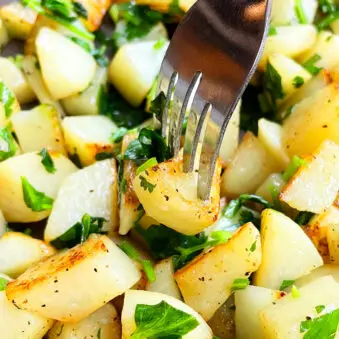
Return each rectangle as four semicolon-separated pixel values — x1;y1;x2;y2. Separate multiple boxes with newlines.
122;290;213;339
298;31;339;72
22;55;65;118
45;159;118;242
327;224;339;264
62;67;108;116
282;84;339;157
175;223;262;321
133;153;221;235
294;264;339;287
62;115;118;166
6;234;141;322
11;104;66;154
269;54;312;105
221;132;278;198
0;232;56;278
0;152;77;223
0;57;35;104
0;79;20;128
280;140;339;213
109;40;168;107
260;276;339;338
0;289;54;339
255;173;286;204
254;209;323;289
36;27;96;100
271;0;317;25
0;2;37;40
48;303;121;339
0;208;6;237
235;286;282;339
258;25;317;71
258;118;290;171
146;258;182;300
0;18;9;50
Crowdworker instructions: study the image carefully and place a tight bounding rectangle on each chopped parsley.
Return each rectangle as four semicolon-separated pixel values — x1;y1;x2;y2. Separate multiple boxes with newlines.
295;0;308;24
38;148;56;174
0;277;8;291
263;62;285;107
291;285;300;298
95;152;114;161
300;308;339;338
131;301;199;338
153;38;167;50
295;211;314;226
21;177;54;212
139;175;156;193
0;81;15;118
268;26;277;36
136;157;158;175
97;328;101;339
280;279;295;290
319;0;336;14
50;214;106;249
250;240;257;252
315;305;326;314
231;278;250;292
119;240;156;282
73;1;88;18
317;11;339;30
0;127;18;162
302;54;323;76
282;155;307;182
111;127;128;143
69;150;82;168
293;76;305;88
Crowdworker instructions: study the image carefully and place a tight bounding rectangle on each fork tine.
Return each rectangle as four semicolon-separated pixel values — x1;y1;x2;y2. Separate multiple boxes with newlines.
169;72;202;157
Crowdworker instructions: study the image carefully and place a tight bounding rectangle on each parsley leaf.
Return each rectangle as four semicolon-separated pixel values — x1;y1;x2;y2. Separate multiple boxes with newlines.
139;175;156;193
300;308;339;338
291;285;300;298
38;148;56;174
50;214;106;249
319;0;336;14
0;277;8;291
317;10;339;30
295;0;308;24
97;328;101;339
268;26;277;36
119;240;156;282
111;127;128;143
282;155;306;182
131;301;199;338
73;1;88;18
293;76;305;89
21;177;54;212
42;0;76;21
0;127;18;162
315;305;326;314
95;152;114;161
231;278;250;292
295;211;314;226
136;157;158;175
0;81;15;118
280;279;295;290
302;54;323;76
124;128;170;165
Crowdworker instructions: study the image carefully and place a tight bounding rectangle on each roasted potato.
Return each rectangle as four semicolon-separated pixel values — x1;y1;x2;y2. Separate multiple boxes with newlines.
0;79;20;129
0;17;9;50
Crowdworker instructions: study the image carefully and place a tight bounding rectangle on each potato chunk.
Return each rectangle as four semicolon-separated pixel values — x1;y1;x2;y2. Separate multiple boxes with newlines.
48;303;121;339
254;209;323;289
0;152;77;222
0;232;56;278
62;115;118;166
6;234;141;322
260;276;339;338
175;223;262;321
280;140;339;213
45;159;118;242
36;27;96;100
11;104;66;154
122;290;213;339
0;17;9;50
133;153;221;235
294;264;339;287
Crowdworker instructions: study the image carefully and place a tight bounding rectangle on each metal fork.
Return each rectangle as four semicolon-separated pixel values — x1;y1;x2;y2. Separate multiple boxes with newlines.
156;0;271;200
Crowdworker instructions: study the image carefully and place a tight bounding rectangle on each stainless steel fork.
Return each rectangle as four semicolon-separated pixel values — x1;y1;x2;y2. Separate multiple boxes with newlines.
156;0;271;200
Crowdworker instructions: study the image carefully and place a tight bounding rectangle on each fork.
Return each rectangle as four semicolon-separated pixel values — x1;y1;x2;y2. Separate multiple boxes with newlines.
156;0;272;200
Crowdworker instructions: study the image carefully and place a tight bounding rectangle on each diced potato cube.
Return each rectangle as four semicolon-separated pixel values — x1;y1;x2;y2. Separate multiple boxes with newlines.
62;115;117;166
0;2;37;40
0;57;35;104
327;224;339;264
0;152;77;222
109;40;168;107
45;159;118;242
0;208;6;237
122;290;213;338
0;289;53;339
280;140;339;213
62;67;107;116
260;276;339;338
6;234;141;322
133;153;221;235
258;118;290;170
0;17;9;50
0;79;20;128
175;223;262;321
254;209;323;290
259;25;317;71
255;173;286;204
294;264;339;287
0;232;55;278
221;132;277;197
282;84;339;157
36;27;96;100
235;286;283;339
11;104;66;154
146;258;182;300
47;303;121;339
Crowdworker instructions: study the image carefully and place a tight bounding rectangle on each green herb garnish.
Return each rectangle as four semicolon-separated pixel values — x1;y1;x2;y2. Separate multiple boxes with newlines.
231;278;250;292
0;82;15;118
268;26;277;36
0;277;8;291
291;285;300;298
280;279;295;290
95;152;114;161
295;211;314;226
38;148;56;173
0;127;18;162
315;305;326;314
139;175;156;193
295;0;308;24
282;155;306;182
136;157;158;175
293;76;305;88
302;54;323;76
